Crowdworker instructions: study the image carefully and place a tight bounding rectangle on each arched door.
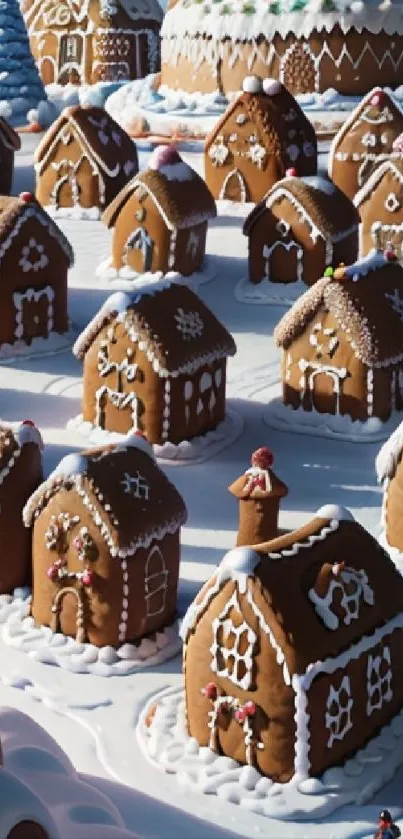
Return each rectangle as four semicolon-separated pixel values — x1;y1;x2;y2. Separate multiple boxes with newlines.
219;169;247;202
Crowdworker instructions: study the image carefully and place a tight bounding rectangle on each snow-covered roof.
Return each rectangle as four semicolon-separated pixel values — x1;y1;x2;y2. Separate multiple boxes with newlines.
354;159;403;207
161;0;403;42
0;194;74;266
376;421;403;483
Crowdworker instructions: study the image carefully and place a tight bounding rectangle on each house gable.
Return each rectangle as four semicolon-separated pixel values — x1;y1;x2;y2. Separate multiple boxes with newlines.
354;161;403;213
0;204;73;271
329;89;403;176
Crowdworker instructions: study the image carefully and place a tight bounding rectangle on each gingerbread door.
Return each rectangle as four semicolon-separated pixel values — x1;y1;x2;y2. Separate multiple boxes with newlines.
95;386;140;433
13;287;55;343
58;34;84;84
144;545;168;618
126;227;154;273
306;366;348;415
219;169;247;202
263;240;302;284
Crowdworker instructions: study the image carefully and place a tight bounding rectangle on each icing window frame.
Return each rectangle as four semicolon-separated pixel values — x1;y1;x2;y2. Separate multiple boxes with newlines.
275;219;291;238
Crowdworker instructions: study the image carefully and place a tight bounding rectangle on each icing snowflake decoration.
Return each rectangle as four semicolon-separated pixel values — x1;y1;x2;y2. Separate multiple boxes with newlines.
209;141;229;166
247;143;266;168
309;322;339;359
19;239;49;273
325;675;353;749
386;288;403;321
174;308;204;341
308;565;375;631
121;471;150;500
87;115;122;147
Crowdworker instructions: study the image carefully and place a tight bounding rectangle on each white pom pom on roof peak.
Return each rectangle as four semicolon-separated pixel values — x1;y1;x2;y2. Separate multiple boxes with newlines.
242;75;263;94
316;504;355;522
262;78;282;96
220;546;261;575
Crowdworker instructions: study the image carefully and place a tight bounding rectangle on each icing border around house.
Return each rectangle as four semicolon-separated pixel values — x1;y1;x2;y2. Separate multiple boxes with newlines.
67;407;244;465
136;684;403;822
0;590;182;677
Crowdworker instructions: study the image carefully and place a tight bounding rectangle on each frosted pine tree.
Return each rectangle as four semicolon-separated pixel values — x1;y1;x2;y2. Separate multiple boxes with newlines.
0;0;46;125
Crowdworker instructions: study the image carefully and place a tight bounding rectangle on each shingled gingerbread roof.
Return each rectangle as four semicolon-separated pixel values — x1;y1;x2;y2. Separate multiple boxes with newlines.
73;277;236;376
274;251;403;368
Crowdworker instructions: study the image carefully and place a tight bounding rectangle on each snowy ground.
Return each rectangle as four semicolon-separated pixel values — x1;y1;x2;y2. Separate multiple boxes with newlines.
0;136;401;839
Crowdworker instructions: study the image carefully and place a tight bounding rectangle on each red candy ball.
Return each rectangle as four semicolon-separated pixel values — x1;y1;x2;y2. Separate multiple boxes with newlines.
243;701;256;717
370;90;383;107
82;569;94;586
20;192;34;203
286;167;297;177
22;418;36;426
251;447;274;470
202;682;218;700
235;708;246;723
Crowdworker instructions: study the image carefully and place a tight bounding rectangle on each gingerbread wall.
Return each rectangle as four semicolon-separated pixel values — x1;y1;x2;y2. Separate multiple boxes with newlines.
172;223;209;276
0;443;42;594
184;578;297;782
358;172;403;258
168;359;227;444
36;133;100;210
110;190;172;274
32;486;181;646
0;214;69;347
82;320;165;443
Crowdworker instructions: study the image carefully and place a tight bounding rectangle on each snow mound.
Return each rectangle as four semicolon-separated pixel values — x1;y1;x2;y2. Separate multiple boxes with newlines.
0;706;142;838
68;408;244;466
137;685;403;821
0;325;77;364
235;276;307;306
95;258;218;291
0;592;181;677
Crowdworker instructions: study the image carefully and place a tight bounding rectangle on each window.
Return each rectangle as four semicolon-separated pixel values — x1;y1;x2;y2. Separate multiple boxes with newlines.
366;646;393;716
275;219;290;238
210;590;257;690
308;564;374;630
325;675;353;748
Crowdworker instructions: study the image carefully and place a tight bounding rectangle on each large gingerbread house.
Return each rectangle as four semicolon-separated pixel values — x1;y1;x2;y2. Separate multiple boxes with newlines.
0;420;43;595
243;174;359;286
22;0;162;86
376;422;403;563
23;433;187;648
354;158;403;259
181;504;403;782
102;145;217;278
34;105;139;219
72;279;237;445
160;0;403;100
0;118;21;196
204;76;317;204
0;193;73;350
328;88;403;201
274;251;403;424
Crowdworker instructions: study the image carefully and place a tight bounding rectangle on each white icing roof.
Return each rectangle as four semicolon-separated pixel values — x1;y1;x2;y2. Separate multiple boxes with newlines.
161;1;403;41
316;504;355;521
376;420;403;482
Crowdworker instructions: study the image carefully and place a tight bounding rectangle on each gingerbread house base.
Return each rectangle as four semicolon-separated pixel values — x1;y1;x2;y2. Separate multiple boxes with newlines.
0;590;181;677
67;407;243;466
264;391;402;443
235;275;307;307
137;684;403;821
45;205;102;221
94;259;218;291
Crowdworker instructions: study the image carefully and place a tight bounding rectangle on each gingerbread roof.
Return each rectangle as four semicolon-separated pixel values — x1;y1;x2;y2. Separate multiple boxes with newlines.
23;434;187;558
0;118;20;152
73;277;236;376
0;194;74;265
328;87;403;164
34;105;138;180
353;158;403;208
205;77;316;164
376;420;403;484
181;504;403;678
103;145;217;231
0;420;43;487
274;251;403;368
244;174;359;239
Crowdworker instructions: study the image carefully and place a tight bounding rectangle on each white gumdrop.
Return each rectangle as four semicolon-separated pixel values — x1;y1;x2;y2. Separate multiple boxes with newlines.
262;78;282;96
242;75;263;94
316;504;355;522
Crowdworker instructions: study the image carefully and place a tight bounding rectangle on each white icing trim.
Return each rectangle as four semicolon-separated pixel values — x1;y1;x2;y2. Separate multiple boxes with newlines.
354;159;403;207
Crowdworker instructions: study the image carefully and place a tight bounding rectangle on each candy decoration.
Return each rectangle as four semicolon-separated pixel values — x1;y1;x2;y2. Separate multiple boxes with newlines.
286;167;297;177
234;707;246;723
47;565;58;581
251;447;274;470
332;561;346;576
324;267;334;277
385;245;397;261
202;682;218;700
81;569;94;587
243;701;256;717
19;192;34;203
370;90;384;107
22;418;36;426
333;264;346;281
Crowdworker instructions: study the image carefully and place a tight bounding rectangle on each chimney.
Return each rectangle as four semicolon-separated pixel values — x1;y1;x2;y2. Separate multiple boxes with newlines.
228;447;288;546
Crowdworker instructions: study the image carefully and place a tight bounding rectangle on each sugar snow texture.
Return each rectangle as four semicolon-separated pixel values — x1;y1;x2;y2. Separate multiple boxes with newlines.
0;0;47;124
0;591;182;677
95;256;218;289
137;685;403;821
0;706;142;838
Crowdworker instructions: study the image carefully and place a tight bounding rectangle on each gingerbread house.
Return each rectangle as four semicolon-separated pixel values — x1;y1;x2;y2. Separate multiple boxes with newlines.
354;158;403;259
22;0;162;86
376;422;403;563
34;105;139;219
0;118;21;196
23;433;187;648
274;251;403;424
243;174;359;286
160;0;403;100
0;420;43;595
102;145;217;278
328;88;403;201
181;504;403;782
229;447;288;546
204;76;317;204
73;278;237;444
0;193;73;349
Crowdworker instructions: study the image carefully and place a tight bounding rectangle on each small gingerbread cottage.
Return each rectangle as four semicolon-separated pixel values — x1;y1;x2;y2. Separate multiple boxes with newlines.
376;421;403;563
34;105;139;219
274;251;403;424
354;158;403;259
243;174;359;286
229;447;288;546
204;76;317;204
0;118;21;196
23;433;187;648
182;504;403;782
0;193;73;349
328;87;403;201
0;420;43;595
73;278;237;445
22;0;162;86
102;145;217;278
